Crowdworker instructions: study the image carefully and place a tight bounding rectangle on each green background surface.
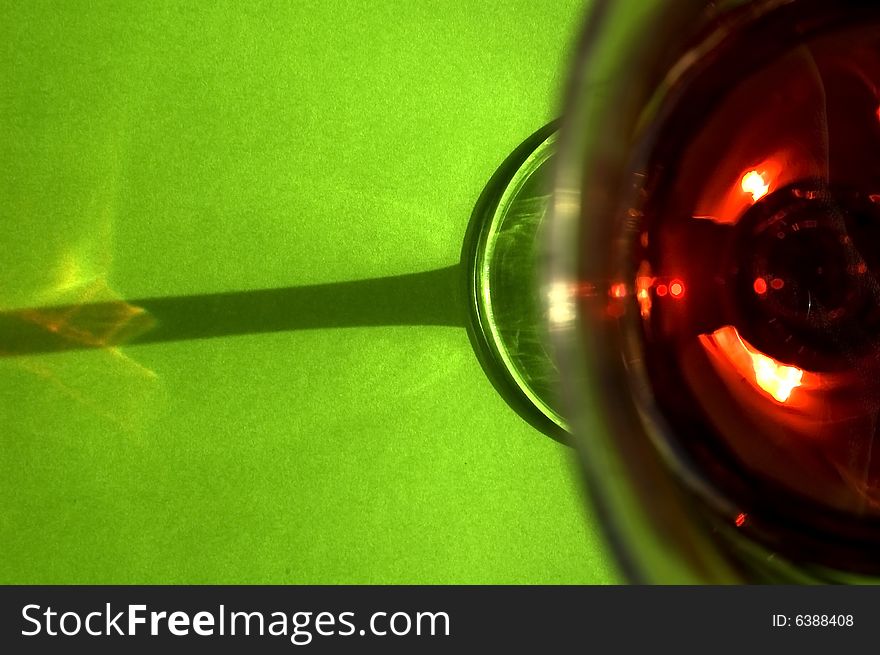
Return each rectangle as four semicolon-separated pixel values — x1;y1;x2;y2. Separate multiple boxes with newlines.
1;0;617;583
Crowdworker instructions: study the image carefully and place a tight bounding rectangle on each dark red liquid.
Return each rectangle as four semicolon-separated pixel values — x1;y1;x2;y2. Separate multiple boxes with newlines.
630;10;880;558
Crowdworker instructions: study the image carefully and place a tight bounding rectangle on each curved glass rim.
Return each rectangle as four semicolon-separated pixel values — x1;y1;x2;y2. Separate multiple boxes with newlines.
478;131;566;433
462;121;570;443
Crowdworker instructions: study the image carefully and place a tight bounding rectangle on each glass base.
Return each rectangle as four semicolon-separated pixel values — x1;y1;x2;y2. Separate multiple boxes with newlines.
461;123;568;441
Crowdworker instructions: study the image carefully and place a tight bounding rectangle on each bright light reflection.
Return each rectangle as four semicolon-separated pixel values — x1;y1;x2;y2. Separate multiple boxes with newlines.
741;170;770;202
547;282;575;326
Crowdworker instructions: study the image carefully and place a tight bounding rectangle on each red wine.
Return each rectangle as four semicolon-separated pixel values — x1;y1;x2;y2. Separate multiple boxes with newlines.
622;3;880;569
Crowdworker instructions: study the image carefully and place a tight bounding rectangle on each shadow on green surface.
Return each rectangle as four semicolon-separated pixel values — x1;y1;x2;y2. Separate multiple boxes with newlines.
1;125;569;445
0;266;464;357
0;260;567;445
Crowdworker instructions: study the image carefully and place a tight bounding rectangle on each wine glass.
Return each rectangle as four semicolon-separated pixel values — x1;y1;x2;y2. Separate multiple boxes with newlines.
547;0;880;582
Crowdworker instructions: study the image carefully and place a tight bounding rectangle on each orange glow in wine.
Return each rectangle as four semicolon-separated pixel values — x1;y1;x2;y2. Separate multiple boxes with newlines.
636;275;653;318
703;326;804;403
610;282;627;299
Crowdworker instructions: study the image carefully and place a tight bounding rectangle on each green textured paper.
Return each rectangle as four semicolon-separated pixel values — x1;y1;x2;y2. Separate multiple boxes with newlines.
0;0;618;583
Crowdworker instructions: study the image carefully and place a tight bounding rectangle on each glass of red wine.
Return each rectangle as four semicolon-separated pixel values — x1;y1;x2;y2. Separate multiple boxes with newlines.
546;0;880;582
